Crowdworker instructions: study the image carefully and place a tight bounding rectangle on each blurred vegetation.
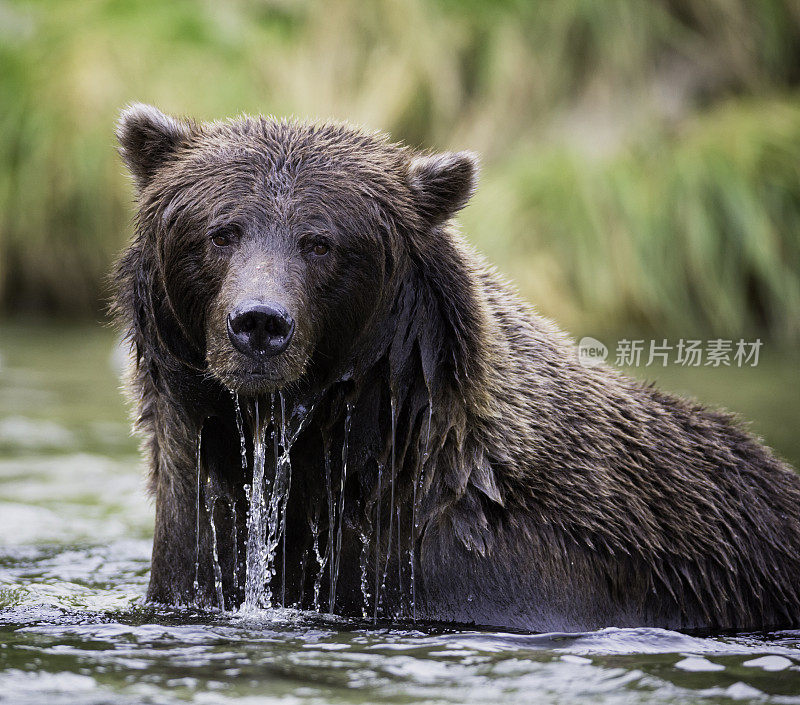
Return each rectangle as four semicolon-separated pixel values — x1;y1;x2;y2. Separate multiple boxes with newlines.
1;0;799;340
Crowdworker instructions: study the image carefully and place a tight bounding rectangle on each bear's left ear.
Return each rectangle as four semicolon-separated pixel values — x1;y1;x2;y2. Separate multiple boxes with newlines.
116;103;197;190
408;151;479;227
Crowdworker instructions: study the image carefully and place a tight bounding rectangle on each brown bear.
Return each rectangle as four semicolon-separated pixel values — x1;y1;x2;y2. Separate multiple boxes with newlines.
113;103;800;632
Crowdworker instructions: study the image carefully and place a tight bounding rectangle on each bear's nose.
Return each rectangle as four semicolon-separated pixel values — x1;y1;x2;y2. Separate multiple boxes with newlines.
227;301;295;359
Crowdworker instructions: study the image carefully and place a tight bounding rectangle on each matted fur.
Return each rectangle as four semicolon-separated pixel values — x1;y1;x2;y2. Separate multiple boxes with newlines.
112;104;800;631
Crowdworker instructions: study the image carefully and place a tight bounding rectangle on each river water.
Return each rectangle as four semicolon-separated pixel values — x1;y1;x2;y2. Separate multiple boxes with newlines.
1;323;799;704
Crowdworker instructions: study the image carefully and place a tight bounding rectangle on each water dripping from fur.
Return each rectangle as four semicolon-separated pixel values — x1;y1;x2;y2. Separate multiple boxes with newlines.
329;402;352;613
396;504;403;619
324;442;336;614
230;502;239;596
241;392;315;612
232;393;248;599
411;401;432;621
381;395;398;617
278;393;290;608
310;503;327;611
193;429;202;602
204;487;226;610
372;461;383;623
234;392;248;473
359;531;371;618
238;385;417;619
244;397;269;609
373;395;398;623
260;393;292;608
192;425;225;610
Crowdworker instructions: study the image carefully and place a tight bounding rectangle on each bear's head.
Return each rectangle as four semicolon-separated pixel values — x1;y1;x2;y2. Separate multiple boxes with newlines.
115;104;479;398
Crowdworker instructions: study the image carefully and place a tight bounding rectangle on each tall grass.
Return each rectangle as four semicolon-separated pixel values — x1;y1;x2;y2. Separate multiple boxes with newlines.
464;99;800;339
0;0;798;339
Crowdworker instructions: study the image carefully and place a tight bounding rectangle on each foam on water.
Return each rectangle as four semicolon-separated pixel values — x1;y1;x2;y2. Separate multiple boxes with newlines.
4;580;800;705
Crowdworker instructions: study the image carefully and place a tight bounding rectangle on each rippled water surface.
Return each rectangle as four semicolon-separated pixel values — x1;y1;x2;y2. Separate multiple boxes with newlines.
1;323;800;704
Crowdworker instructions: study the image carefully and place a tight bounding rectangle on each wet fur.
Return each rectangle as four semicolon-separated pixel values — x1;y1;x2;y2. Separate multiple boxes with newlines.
113;105;800;632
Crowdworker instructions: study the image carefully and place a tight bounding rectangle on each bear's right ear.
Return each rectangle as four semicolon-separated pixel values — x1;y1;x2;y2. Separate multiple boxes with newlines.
116;103;196;189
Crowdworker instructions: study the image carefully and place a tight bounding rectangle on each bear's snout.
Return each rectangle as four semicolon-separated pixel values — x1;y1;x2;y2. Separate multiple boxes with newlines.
227;300;295;359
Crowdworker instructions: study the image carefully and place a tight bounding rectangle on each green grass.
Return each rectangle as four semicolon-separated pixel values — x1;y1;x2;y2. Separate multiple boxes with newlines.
464;98;800;339
1;0;799;342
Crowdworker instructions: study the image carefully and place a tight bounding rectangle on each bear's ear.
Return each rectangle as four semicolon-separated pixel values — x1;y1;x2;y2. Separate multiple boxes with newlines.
116;103;196;189
408;151;479;227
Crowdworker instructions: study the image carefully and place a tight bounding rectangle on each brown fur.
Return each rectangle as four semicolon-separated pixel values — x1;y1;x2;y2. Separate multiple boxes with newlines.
112;104;800;632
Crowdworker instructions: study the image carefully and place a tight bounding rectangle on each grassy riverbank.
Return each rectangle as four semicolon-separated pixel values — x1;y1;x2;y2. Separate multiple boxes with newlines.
1;0;799;343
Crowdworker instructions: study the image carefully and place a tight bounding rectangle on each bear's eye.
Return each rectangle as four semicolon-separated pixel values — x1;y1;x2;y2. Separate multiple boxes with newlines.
311;239;330;257
210;230;233;248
